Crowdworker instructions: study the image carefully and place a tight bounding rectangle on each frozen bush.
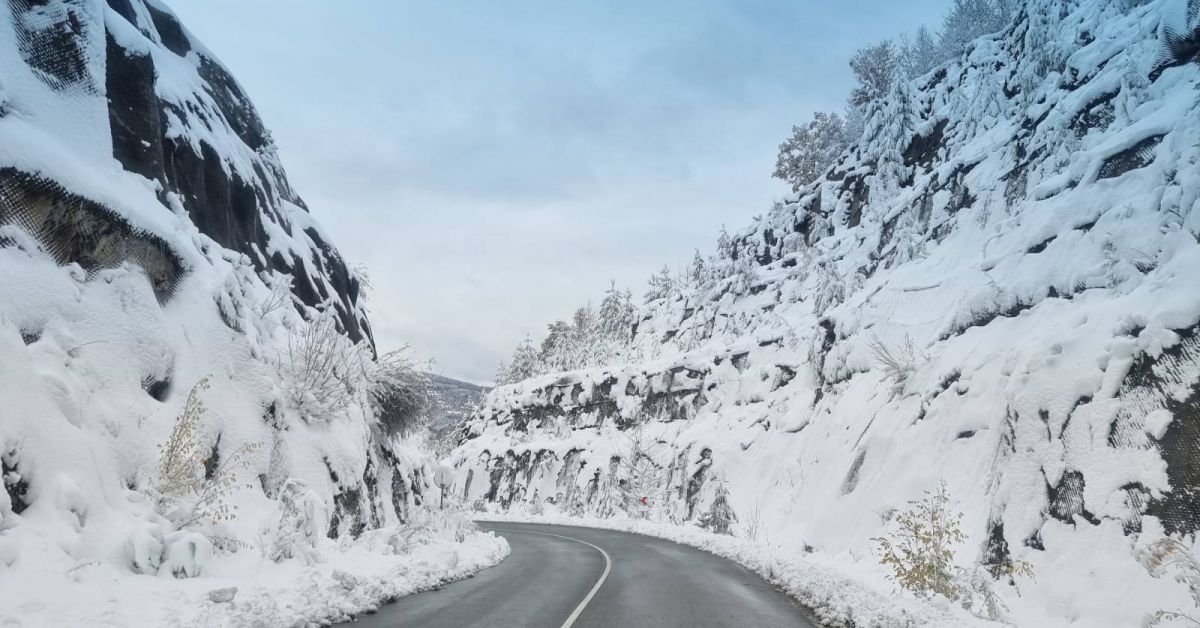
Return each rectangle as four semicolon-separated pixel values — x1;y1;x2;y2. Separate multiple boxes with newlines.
159;530;213;578
369;347;432;437
126;523;165;575
282;314;369;422
867;333;923;394
267;479;327;564
1140;536;1200;626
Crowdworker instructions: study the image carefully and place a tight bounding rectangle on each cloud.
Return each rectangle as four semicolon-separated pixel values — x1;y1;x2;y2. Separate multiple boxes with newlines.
169;0;952;383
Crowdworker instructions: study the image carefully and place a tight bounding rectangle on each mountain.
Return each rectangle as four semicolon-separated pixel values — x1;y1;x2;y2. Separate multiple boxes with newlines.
447;1;1200;625
427;374;489;435
0;0;442;600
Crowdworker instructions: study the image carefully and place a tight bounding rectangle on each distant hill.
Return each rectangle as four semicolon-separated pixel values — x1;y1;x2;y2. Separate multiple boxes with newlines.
426;374;490;434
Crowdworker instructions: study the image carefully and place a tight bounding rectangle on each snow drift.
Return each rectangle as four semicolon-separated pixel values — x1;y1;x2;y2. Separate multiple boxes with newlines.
450;1;1200;625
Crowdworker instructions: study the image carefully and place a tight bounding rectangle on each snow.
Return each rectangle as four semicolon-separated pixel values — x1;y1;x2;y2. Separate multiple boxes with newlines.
1;518;507;627
481;510;988;628
0;1;499;626
451;1;1200;626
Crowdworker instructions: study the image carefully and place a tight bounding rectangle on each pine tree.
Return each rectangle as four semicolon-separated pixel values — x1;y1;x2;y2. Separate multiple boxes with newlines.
698;482;736;535
716;228;732;260
644;265;674;304
506;335;542;383
903;26;942;76
940;0;1011;60
773;111;848;191
598;282;635;344
848;40;899;108
690;250;707;288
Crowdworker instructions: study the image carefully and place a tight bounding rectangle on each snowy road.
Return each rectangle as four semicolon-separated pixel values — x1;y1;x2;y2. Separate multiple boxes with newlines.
348;521;818;627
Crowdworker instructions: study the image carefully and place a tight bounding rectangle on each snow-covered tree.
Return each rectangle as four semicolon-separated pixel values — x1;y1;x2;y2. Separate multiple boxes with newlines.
940;0;1012;60
689;250;707;288
644;265;674;304
716;227;734;261
849;40;900;108
598;282;635;343
902;26;943;76
863;72;918;186
773;111;848;192
698;481;736;535
501;335;542;384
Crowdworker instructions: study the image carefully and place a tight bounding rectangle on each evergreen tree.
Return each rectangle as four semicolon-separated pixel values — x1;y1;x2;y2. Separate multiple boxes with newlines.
903;26;942;76
690;250;707;288
940;0;1011;60
698;481;737;535
848;40;899;108
598;282;635;344
716;227;733;261
773;111;848;191
506;335;542;383
643;265;674;304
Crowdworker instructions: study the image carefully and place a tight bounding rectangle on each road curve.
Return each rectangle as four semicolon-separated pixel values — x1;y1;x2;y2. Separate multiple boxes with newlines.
347;521;820;628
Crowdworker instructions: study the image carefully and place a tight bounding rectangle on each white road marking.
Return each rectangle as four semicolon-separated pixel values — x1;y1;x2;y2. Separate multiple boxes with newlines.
492;528;612;628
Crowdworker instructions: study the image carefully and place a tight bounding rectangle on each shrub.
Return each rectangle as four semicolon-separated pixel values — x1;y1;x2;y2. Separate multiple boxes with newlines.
873;482;1031;620
153;377;258;529
874;482;963;599
369;347;432;437
867;333;923;394
267;479;327;563
283;314;369;422
1139;537;1200;626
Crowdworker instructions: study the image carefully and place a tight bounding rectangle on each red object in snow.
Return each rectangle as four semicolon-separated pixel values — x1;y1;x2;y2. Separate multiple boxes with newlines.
640;496;649;505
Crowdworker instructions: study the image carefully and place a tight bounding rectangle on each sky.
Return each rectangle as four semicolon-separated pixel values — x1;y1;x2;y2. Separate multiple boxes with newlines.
167;0;951;384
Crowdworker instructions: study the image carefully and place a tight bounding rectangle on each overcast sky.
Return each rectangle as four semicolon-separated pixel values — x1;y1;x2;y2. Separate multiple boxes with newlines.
167;0;950;384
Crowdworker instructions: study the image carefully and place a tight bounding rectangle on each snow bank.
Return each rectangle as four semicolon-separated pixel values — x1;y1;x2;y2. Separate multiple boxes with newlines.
0;518;507;627
482;510;987;628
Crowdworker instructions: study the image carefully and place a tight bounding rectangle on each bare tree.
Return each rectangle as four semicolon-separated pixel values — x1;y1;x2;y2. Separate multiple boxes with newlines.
283;314;368;422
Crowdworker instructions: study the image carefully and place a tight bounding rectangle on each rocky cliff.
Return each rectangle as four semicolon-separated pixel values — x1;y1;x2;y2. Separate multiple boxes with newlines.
0;0;428;573
450;1;1200;624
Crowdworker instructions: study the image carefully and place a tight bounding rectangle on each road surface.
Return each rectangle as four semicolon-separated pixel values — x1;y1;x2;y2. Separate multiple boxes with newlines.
347;521;819;628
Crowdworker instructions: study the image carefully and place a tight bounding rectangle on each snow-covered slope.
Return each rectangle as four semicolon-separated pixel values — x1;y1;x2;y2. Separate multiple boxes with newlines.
0;2;490;624
450;1;1200;625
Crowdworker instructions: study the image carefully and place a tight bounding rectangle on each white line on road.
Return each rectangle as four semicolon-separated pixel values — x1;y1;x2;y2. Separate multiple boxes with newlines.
492;528;612;628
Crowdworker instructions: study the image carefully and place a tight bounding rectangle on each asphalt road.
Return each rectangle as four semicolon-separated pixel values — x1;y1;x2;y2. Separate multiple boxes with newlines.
348;521;819;628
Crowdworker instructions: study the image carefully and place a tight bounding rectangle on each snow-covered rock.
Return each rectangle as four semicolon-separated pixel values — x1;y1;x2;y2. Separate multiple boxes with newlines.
451;1;1200;625
0;1;500;625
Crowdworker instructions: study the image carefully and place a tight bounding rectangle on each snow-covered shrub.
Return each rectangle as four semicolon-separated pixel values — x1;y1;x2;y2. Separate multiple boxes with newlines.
698;482;737;535
266;479;327;564
1139;537;1200;626
282;314;368;422
867;333;923;394
368;347;432;437
159;530;213;578
151;377;259;529
774;112;848;191
873;482;964;600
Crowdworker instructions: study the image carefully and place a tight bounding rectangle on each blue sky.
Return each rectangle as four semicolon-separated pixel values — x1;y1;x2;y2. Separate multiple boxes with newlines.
168;0;950;384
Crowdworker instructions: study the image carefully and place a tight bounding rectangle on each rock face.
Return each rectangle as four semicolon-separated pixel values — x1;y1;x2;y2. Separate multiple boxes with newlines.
451;1;1200;623
4;0;369;344
0;0;428;570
